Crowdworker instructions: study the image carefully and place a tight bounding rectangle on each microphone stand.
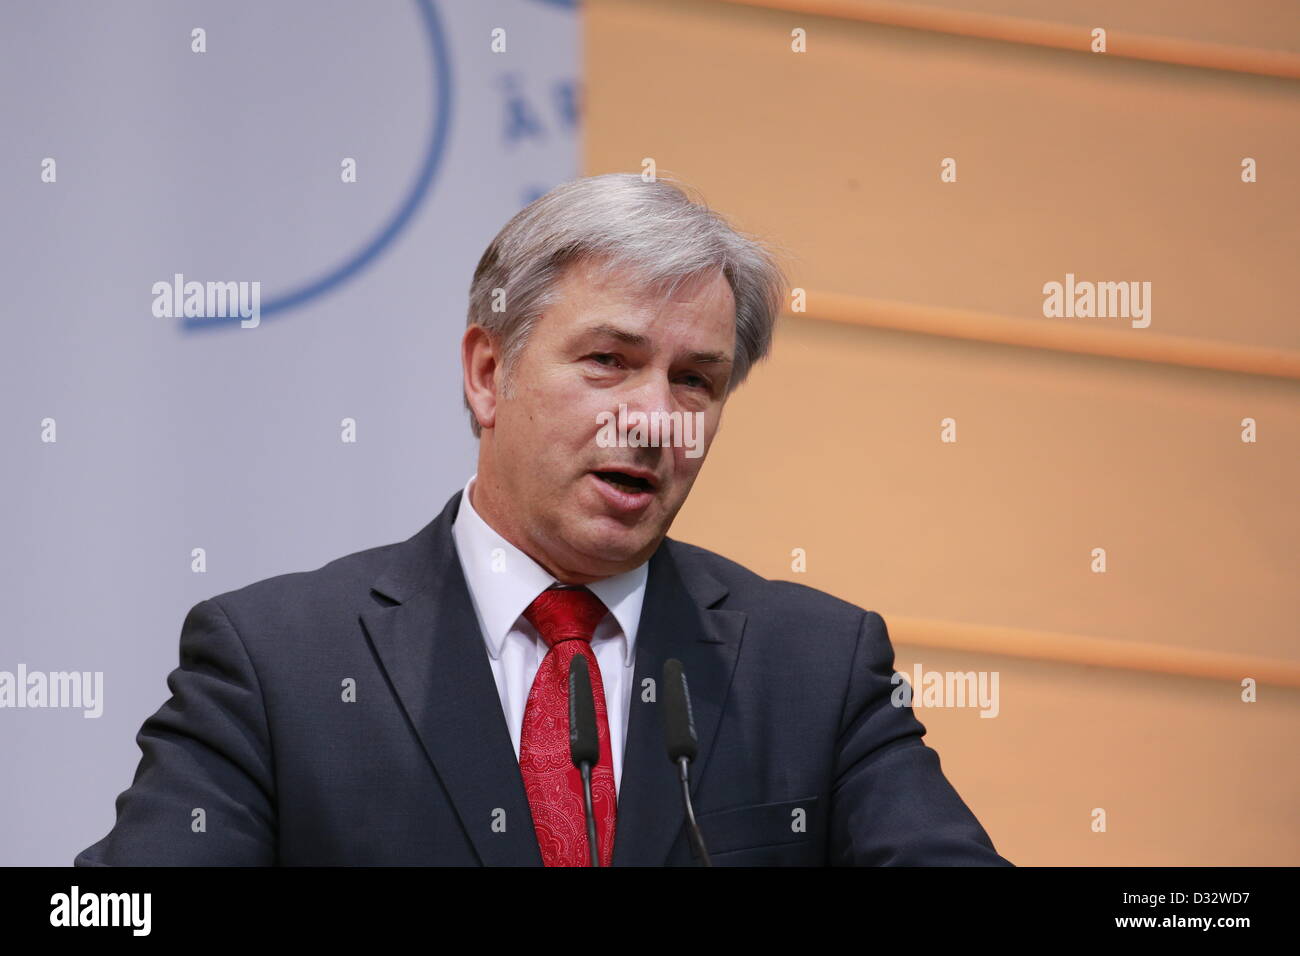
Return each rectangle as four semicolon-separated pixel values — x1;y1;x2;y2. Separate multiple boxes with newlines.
677;756;711;866
579;761;599;868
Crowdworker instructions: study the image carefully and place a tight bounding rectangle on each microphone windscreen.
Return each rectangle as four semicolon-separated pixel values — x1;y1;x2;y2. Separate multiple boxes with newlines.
568;654;600;766
662;658;698;763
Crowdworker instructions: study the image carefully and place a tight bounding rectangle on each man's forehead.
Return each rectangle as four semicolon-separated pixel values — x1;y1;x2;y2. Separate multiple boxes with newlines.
560;264;732;326
564;256;733;307
528;260;735;362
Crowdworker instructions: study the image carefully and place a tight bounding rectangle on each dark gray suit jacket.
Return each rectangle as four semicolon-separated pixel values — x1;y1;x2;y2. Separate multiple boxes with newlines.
75;490;1010;866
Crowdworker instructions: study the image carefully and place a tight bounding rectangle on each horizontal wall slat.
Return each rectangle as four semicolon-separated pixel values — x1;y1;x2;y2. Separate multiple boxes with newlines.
890;615;1300;686
718;0;1300;78
805;291;1300;379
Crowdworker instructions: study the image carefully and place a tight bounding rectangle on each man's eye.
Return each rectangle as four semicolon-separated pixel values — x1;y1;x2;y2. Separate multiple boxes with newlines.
587;353;621;367
679;373;711;390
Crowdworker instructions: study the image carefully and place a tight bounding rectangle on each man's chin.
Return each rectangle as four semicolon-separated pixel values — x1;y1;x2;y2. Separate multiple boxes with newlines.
563;522;662;575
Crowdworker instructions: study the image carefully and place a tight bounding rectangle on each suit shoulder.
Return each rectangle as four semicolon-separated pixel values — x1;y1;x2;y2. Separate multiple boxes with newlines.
664;537;871;630
202;535;403;626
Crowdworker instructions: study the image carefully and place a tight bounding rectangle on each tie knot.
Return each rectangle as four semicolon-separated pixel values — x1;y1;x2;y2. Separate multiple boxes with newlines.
523;585;608;649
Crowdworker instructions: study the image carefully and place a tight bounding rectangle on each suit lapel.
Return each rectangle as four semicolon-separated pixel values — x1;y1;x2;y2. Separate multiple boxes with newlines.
360;491;542;865
611;543;745;866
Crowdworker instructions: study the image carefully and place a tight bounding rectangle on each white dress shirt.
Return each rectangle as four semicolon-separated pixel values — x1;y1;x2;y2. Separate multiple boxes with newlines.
450;474;648;796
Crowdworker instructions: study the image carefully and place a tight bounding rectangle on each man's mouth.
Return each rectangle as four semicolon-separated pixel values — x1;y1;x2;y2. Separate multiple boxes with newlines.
592;470;655;494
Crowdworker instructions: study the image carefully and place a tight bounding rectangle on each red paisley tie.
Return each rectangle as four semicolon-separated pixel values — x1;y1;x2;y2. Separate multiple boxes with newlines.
519;585;617;867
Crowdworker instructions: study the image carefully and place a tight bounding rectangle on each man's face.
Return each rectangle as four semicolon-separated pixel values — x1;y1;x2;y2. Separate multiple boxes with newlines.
466;257;737;583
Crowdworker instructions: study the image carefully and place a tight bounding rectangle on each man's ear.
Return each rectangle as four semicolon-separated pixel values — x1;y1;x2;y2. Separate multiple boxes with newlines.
462;325;500;431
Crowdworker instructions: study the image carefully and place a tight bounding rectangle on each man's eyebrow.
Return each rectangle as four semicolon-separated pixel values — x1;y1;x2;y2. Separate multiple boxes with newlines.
582;323;648;347
580;323;733;366
688;351;732;366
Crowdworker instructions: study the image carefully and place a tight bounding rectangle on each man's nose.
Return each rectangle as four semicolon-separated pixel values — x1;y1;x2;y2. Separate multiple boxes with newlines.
620;369;676;418
610;372;679;467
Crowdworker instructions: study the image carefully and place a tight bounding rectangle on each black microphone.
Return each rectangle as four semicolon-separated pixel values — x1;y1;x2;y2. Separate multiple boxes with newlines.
568;654;601;867
662;658;711;866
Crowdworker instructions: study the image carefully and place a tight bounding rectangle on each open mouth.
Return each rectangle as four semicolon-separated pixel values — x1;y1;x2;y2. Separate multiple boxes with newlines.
593;471;654;494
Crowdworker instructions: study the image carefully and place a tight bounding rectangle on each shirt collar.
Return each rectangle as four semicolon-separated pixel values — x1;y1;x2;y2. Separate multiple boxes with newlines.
451;474;647;666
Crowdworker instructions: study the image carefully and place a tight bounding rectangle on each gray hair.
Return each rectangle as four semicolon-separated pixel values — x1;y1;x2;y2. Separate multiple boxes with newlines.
462;172;788;437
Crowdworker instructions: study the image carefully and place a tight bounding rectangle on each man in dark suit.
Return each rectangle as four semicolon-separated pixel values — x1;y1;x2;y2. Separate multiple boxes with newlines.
76;173;1009;866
